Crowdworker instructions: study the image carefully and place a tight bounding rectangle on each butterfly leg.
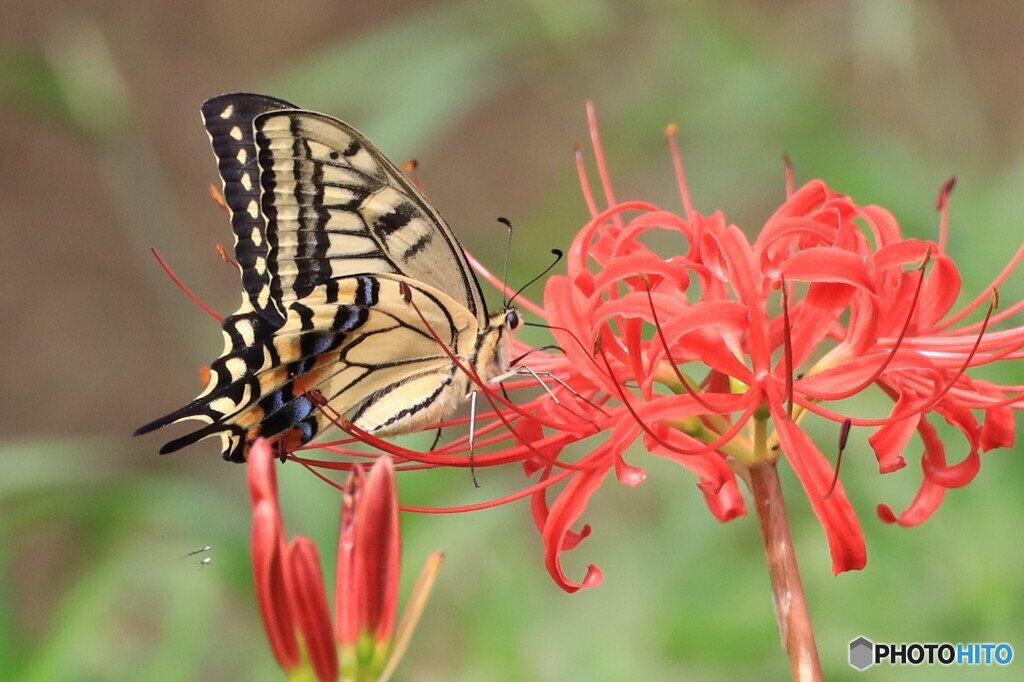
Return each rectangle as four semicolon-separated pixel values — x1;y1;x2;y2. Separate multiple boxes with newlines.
468;390;480;488
499;365;561;405
429;426;444;451
273;437;289;463
495;366;608;426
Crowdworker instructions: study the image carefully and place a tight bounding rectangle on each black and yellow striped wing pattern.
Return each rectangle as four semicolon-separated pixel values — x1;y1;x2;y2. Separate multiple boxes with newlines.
135;93;513;462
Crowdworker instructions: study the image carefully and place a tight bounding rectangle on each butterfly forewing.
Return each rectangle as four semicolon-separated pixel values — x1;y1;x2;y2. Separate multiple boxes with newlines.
253;111;488;324
200;93;298;327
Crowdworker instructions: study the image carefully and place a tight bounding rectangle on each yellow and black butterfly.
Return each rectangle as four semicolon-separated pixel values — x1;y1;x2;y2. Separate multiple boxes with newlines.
135;93;521;462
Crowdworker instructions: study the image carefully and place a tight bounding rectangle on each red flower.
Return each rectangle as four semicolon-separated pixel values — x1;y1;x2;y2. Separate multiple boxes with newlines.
249;438;441;681
447;107;1024;592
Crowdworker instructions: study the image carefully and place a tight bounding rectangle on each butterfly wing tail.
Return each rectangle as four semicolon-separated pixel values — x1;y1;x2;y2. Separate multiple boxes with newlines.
132;405;197;438
133;399;249;461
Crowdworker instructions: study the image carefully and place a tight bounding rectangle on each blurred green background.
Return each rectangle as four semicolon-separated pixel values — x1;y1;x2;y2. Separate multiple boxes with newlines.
3;1;1024;680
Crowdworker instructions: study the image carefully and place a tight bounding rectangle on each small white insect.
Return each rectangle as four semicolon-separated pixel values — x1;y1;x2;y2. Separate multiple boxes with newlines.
184;545;213;557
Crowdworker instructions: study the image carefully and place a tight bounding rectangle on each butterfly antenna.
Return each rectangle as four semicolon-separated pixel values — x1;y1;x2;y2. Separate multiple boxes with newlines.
497;217;514;306
508;249;563;308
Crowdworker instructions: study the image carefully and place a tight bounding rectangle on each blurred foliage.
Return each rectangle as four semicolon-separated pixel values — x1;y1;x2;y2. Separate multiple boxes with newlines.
3;0;1024;680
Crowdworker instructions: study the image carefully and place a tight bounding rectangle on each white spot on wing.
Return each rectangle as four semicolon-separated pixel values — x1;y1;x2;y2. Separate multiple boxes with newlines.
209;396;238;416
220;105;234;119
241;172;253;191
225;357;247;380
238;319;256;346
237;148;247;164
230;126;243;141
247;200;259;219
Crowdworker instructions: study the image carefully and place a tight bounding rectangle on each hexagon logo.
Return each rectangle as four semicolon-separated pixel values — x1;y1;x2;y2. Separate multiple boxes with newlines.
849;636;874;670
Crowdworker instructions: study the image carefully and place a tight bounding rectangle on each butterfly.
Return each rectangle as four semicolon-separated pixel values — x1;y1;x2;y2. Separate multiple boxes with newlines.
135;93;521;462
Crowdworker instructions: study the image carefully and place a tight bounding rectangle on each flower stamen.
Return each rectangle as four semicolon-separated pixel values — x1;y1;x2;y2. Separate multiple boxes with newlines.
664;123;694;220
935;176;955;254
215;242;240;271
641;278;718;413
208;184;230;218
821;418;852;501
149;247;223;323
781;275;794;420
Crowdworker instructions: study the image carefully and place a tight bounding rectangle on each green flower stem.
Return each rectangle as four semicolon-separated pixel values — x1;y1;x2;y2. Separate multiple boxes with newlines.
749;456;823;682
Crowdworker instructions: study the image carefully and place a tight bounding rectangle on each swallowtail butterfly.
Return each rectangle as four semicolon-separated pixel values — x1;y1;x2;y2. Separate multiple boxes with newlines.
135;93;520;462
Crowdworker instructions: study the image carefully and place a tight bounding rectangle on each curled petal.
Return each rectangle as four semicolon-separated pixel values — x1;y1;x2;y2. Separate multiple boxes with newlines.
877;419;947;526
643;429;735;498
866;390;922;473
701;477;747;522
763;180;830;223
531;482;592;551
609;418;645;486
712;226;774;374
856;204;904;247
924;405;980;488
917;256;961;330
543;462;610;592
780;246;877;293
592;252;694;294
975;380;1016;451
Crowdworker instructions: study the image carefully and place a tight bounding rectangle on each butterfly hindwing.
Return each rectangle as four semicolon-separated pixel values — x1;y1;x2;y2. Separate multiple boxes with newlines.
138;275;481;461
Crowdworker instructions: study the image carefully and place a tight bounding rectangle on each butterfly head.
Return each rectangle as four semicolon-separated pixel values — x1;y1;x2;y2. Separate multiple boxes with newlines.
476;307;522;383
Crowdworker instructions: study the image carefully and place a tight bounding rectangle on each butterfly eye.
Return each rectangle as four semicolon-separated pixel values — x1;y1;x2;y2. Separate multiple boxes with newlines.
505;310;521;330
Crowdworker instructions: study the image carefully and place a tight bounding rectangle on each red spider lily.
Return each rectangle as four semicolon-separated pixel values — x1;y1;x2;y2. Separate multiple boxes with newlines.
480;107;1024;592
249;438;442;681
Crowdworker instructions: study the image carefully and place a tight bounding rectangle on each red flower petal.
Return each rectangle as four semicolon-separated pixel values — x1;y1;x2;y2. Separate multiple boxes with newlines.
251;500;300;670
780;246;877;293
355;456;401;644
877;418;948;526
248;438;279;507
286;538;339;682
772;405;867;574
542;458;610;592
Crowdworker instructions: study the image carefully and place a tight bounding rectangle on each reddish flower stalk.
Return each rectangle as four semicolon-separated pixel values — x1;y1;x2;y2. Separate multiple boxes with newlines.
248;438;441;681
750;461;821;682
